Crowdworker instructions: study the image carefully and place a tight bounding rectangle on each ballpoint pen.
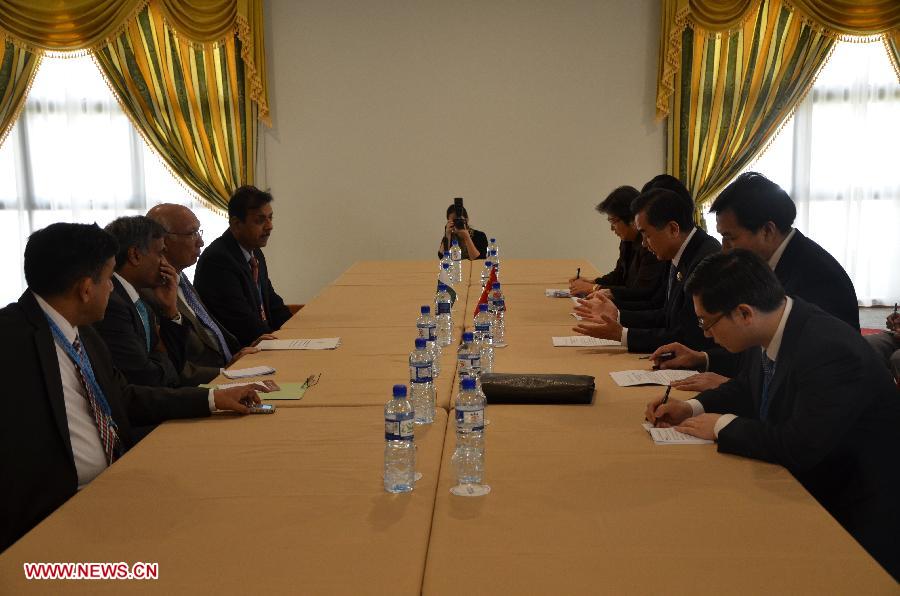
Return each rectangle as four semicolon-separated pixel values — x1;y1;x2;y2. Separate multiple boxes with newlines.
576;267;581;279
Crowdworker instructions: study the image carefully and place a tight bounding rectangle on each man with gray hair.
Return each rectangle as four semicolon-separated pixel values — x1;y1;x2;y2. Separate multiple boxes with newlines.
94;215;187;387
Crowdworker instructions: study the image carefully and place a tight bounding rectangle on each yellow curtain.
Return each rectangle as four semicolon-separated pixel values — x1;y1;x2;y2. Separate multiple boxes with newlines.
0;40;40;147
0;0;268;213
657;0;900;217
93;5;255;214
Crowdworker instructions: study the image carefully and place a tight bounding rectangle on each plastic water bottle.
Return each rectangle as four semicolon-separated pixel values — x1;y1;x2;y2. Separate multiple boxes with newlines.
449;238;463;284
409;339;436;424
438;250;450;273
487;237;499;258
493;299;506;345
473;303;494;372
435;282;453;347
416;305;440;376
439;261;454;287
384;384;416;493
457;331;481;381
480;260;493;288
451;377;485;485
488;282;506;314
488;249;501;277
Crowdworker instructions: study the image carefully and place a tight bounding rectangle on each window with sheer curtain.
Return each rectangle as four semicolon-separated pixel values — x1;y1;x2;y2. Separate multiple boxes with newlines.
0;55;228;307
704;41;900;306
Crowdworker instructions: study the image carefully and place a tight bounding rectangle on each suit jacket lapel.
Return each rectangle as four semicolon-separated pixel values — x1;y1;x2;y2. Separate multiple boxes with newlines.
112;276;152;350
223;230;263;316
20;292;76;465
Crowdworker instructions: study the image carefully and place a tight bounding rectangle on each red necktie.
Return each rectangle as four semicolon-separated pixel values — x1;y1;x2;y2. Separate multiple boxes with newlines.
249;254;267;322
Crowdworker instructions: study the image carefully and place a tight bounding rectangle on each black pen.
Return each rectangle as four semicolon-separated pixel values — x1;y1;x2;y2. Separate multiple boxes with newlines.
894;302;898;315
653;386;672;428
576;267;581;279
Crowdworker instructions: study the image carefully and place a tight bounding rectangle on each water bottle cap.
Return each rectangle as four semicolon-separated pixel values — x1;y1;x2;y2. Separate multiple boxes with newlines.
462;332;474;342
490;250;497;256
492;282;501;289
416;338;429;349
437;282;447;291
451;238;459;245
441;262;450;269
392;384;407;398
490;237;496;242
478;303;488;312
484;261;492;267
460;377;477;390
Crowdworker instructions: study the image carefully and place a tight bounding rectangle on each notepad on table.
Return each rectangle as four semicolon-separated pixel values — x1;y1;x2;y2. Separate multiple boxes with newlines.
545;289;571;298
552;336;621;347
257;338;341;350
222;365;276;379
641;421;713;444
609;369;698;386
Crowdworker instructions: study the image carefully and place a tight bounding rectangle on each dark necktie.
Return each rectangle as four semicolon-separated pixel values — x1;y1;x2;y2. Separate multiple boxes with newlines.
179;275;233;362
248;254;267;322
666;263;676;300
134;298;152;352
72;337;123;465
759;352;776;421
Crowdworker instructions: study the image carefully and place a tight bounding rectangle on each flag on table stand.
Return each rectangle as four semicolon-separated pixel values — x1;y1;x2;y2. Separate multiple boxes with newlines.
473;265;498;317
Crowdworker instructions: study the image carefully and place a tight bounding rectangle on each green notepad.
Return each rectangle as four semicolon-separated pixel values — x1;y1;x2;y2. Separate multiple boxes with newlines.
201;382;308;400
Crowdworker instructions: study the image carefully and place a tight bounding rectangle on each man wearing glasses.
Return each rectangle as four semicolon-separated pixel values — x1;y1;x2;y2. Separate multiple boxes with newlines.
645;250;900;582
146;204;270;385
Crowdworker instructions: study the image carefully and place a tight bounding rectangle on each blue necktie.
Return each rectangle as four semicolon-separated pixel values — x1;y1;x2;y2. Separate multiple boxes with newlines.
179;274;233;363
134;298;152;352
759;352;776;421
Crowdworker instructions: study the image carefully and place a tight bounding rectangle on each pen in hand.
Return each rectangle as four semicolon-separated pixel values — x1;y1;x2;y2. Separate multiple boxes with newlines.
654;386;672;427
576;267;581;279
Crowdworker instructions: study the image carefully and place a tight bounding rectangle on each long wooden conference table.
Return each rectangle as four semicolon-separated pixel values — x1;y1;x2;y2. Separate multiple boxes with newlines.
1;259;895;594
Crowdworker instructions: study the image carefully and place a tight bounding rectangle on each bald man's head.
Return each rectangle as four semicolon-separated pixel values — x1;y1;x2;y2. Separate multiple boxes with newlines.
147;203;204;271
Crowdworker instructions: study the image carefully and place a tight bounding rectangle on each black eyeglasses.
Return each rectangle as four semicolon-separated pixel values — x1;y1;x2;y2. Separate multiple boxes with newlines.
697;312;727;332
167;229;203;239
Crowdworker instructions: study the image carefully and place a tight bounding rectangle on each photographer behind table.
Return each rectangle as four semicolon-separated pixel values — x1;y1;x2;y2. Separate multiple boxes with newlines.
438;203;488;261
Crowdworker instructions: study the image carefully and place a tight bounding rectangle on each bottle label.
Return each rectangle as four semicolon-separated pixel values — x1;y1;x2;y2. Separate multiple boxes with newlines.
455;407;484;430
409;363;433;383
474;322;492;339
385;413;415;441
437;301;451;315
417;323;437;341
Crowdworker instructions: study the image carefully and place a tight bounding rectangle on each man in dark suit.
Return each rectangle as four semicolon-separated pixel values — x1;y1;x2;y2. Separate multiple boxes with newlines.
573;187;721;354
0;223;262;552
651;172;860;390
568;185;667;306
146;204;268;385
94;216;186;387
645;250;900;581
194;186;292;346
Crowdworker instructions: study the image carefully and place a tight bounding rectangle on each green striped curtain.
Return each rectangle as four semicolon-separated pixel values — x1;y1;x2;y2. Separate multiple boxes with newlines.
93;4;256;214
667;0;835;218
0;40;41;147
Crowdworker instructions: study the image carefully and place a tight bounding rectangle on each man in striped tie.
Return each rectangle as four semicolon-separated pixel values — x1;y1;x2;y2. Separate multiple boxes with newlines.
644;249;900;581
0;222;265;553
94;216;186;388
146;204;272;385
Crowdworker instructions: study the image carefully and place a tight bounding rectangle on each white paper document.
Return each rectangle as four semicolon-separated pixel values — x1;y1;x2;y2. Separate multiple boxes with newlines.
552;336;621;347
257;338;341;350
642;422;713;445
222;365;276;379
609;369;699;387
545;288;571;298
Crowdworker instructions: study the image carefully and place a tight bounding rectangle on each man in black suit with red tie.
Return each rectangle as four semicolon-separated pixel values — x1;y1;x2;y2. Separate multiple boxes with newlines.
645;250;900;581
194;186;292;346
0;223;262;552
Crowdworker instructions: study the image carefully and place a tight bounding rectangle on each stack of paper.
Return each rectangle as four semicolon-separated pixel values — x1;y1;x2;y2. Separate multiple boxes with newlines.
545;289;571;298
257;338;341;350
552;336;621;347
222;365;276;379
609;369;698;387
641;422;713;445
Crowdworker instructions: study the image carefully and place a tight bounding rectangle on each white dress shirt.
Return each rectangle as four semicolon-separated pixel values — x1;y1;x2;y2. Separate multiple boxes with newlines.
33;293;108;489
686;297;794;437
621;227;698;346
767;228;796;270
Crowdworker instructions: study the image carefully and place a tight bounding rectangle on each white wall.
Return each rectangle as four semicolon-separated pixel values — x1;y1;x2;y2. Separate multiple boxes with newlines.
260;0;664;303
